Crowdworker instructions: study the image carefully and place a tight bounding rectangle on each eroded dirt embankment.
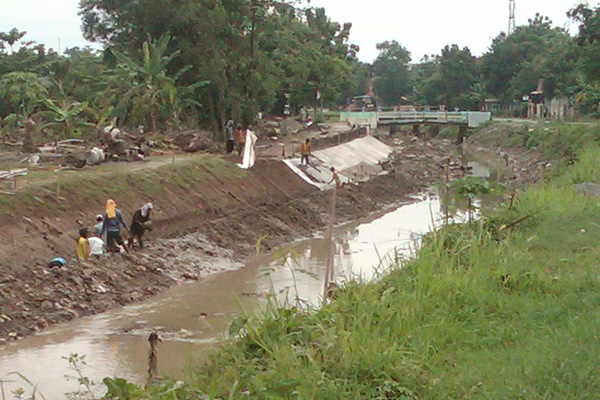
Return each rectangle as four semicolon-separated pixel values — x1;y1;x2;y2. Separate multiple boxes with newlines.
0;134;487;343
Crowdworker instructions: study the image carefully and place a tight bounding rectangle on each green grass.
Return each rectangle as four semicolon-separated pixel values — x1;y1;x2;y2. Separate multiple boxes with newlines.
473;121;600;161
107;146;600;399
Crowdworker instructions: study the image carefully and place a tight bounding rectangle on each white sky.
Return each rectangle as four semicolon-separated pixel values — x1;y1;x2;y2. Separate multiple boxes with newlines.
1;0;580;61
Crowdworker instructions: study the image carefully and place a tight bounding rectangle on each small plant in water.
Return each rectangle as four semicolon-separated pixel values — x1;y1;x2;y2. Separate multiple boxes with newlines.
448;176;498;222
63;353;95;400
11;387;25;400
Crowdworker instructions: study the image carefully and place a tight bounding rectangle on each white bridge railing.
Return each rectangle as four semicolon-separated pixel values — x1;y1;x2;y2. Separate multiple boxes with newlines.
377;111;467;125
340;111;491;129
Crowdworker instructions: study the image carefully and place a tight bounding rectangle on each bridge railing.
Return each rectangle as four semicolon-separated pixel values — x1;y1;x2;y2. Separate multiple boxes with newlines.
378;111;468;124
340;111;491;128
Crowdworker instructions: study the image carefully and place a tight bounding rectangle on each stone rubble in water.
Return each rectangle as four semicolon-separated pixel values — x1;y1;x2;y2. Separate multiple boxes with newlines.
141;232;241;282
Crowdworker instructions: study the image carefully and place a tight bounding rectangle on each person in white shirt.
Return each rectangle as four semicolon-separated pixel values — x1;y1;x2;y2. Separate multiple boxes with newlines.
88;233;105;258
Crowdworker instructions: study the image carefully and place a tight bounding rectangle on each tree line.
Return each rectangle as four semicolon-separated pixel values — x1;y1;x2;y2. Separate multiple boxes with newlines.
372;7;599;114
1;1;600;145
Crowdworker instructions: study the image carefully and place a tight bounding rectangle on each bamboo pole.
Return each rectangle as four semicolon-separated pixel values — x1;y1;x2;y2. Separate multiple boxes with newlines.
444;159;450;225
323;185;337;302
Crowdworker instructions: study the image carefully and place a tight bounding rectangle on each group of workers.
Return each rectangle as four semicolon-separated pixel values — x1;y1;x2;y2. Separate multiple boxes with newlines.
76;199;154;261
224;120;250;157
70;124;343;263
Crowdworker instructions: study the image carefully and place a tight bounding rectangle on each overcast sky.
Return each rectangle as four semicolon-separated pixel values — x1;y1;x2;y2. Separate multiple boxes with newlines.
1;0;580;62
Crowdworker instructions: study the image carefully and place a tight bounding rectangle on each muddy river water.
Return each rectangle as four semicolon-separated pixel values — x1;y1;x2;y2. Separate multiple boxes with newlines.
0;193;468;398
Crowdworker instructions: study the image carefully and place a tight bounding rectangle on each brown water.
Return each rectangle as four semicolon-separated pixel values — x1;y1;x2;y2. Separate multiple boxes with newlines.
0;193;458;399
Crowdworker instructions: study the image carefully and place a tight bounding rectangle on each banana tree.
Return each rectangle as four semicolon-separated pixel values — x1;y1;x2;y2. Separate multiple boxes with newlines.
40;99;95;139
112;34;207;131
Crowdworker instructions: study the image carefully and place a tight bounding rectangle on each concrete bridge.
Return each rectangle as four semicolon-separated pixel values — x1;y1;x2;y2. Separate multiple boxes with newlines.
340;111;491;130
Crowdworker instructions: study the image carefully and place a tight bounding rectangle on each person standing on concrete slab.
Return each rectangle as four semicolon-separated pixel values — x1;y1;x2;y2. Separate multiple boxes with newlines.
225;119;235;154
329;167;342;188
300;138;311;166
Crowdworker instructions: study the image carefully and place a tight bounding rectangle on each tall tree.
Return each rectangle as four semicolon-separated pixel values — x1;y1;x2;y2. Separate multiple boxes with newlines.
411;54;441;106
411;46;479;110
372;41;411;106
568;3;600;113
79;0;357;128
482;13;568;101
0;28;27;53
438;45;479;109
0;71;48;148
569;4;600;84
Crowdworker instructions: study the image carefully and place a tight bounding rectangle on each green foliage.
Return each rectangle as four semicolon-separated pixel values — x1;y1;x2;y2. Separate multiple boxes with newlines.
111;34;207;131
410;45;480;110
103;377;146;399
438;44;480;109
2;1;600;143
79;0;357;128
0;28;27;52
0;71;48;115
482;14;577;101
372;40;411;106
39;98;94;138
448;176;496;222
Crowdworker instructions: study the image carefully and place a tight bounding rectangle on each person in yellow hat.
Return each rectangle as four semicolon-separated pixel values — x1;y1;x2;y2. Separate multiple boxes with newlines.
101;199;129;253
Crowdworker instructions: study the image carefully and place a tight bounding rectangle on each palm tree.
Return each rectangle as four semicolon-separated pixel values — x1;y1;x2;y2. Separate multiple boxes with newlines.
0;28;27;53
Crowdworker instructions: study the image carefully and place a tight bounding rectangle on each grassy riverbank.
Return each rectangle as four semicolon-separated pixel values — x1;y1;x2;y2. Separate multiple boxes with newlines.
116;143;600;399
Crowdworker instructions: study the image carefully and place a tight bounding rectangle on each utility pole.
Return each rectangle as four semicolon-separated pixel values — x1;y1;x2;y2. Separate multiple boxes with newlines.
508;0;516;35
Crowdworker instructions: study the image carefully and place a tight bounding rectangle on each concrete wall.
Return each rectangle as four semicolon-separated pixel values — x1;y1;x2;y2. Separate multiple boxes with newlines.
466;112;492;128
546;96;576;120
340;112;378;129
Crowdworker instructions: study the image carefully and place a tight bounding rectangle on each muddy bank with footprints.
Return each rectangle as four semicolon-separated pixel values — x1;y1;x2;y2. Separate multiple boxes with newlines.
0;130;545;344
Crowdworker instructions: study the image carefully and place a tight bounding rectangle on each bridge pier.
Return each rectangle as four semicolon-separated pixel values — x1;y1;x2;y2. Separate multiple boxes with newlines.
412;124;420;136
429;125;440;138
457;125;467;145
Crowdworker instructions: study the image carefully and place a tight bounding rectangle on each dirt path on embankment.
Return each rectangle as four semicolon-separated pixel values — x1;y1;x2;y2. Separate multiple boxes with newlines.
0;132;544;344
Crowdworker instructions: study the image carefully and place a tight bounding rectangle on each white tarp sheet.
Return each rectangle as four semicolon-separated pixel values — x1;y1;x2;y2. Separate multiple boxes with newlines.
238;129;258;169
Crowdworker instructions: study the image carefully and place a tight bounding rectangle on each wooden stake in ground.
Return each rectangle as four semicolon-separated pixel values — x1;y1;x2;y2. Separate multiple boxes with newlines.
147;332;162;384
444;158;450;225
56;176;60;202
323;185;337;302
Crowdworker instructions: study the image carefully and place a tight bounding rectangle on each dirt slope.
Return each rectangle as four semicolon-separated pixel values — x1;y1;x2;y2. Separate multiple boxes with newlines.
0;134;466;343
